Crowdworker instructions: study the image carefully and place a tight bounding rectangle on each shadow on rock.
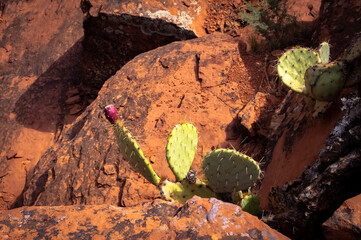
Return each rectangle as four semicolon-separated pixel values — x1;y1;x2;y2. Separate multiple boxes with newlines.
13;40;83;136
13;13;197;136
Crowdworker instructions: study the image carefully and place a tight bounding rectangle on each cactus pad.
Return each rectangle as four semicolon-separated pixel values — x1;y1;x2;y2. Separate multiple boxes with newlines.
202;149;260;193
277;48;319;93
166;123;198;181
305;62;345;102
160;180;215;203
319;42;330;64
113;121;160;186
241;194;262;217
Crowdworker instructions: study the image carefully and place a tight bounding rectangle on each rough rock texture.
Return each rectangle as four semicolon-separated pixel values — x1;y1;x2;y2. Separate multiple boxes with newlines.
19;33;264;207
0;0;210;210
267;94;361;239
0;0;84;210
323;194;361;240
0;196;289;239
81;13;197;97
86;0;208;36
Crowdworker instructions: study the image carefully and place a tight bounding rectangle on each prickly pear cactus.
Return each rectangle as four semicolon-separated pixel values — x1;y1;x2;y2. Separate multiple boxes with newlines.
342;32;361;62
160;180;215;203
202;149;260;193
319;42;330;64
166;123;198;181
241;194;262;217
277;48;320;94
305;62;345;102
105;105;161;186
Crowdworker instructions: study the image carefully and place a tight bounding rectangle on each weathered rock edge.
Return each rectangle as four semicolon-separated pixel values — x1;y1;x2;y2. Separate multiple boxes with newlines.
0;197;289;239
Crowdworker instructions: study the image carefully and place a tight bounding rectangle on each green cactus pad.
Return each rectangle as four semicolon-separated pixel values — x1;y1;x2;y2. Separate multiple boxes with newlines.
166;122;198;181
277;48;320;93
160;180;215;203
319;42;330;64
113;121;160;186
202;149;260;193
343;32;361;62
241;194;262;217
305;62;345;102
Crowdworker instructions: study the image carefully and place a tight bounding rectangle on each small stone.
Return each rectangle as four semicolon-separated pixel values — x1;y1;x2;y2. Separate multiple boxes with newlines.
103;164;116;175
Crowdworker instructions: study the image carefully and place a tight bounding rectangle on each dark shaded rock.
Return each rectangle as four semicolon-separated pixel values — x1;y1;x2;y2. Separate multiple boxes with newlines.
0;197;289;239
323;194;361;240
81;13;197;97
267;94;361;239
314;0;361;58
258;91;343;210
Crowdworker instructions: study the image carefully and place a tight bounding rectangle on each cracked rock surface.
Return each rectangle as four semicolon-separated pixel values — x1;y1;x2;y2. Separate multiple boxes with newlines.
20;33;264;207
0;196;289;239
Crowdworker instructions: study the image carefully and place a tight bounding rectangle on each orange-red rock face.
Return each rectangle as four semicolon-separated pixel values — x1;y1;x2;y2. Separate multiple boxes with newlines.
0;197;289;239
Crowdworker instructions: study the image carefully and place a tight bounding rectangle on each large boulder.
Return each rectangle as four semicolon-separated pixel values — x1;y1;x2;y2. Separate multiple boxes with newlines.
0;196;289;239
0;0;210;210
20;33;264;207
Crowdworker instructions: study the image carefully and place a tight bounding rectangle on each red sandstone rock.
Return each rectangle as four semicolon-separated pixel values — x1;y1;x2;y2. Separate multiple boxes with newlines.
0;0;215;210
239;92;279;136
0;0;84;210
21;32;263;207
0;197;289;239
323;194;361;240
88;0;208;36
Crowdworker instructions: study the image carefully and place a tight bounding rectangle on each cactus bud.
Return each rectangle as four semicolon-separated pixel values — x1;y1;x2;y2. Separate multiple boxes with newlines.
104;105;118;124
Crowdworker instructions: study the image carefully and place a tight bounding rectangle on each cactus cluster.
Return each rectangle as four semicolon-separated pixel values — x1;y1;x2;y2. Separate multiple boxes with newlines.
277;34;361;115
104;105;261;215
277;42;346;106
